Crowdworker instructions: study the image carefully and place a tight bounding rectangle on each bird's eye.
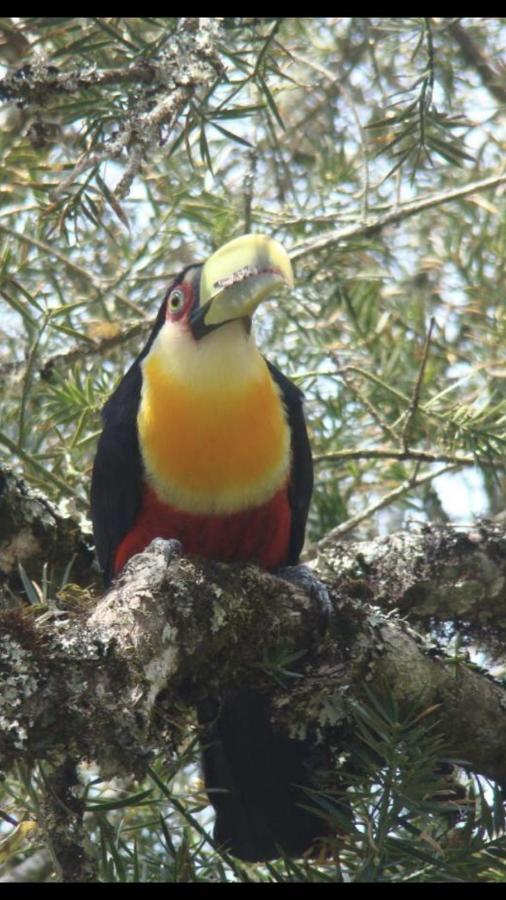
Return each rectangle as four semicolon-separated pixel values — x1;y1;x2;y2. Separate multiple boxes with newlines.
169;288;185;311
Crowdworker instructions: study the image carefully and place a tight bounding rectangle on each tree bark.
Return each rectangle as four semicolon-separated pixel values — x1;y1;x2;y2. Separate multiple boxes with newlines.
0;466;94;600
314;519;506;632
1;535;506;789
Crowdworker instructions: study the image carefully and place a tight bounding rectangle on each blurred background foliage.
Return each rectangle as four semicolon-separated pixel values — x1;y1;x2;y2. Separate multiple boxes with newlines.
1;16;505;883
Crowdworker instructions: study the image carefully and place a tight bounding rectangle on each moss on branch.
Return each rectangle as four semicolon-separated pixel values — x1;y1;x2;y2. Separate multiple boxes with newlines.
1;536;506;789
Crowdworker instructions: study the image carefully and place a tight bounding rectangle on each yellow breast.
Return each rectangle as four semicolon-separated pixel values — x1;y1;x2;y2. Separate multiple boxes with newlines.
137;321;291;514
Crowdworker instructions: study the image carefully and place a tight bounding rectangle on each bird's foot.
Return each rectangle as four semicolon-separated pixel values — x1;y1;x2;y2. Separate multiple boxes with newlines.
147;537;183;564
276;564;331;635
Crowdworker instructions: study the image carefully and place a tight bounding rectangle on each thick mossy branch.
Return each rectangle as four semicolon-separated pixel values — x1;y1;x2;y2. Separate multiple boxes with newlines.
1;538;506;788
3;466;505;633
316;520;506;638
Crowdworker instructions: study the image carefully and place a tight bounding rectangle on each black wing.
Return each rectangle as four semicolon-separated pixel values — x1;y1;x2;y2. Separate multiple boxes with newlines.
91;296;173;586
91;363;144;586
266;359;313;564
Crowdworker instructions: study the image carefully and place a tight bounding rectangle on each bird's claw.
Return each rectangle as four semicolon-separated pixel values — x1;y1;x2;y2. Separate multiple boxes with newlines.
148;537;183;563
276;564;331;635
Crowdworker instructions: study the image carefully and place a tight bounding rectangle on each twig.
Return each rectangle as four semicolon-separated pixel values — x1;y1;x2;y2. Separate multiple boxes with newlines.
0;223;105;287
243;149;258;234
333;357;399;444
392;311;469;364
0;224;146;317
402;316;436;452
18;312;50;449
445;18;506;106
313;462;458;548
336;364;415;409
314;447;503;468
0;59;158;103
253;18;283;75
0;433;84;502
417;18;436;158
51;83;196;201
0;321;149;383
39;319;149;379
289;172;506;261
55;19;224;201
0;19;225;203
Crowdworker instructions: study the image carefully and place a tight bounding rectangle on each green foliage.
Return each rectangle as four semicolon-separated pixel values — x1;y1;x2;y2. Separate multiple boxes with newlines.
1;15;505;883
367;19;474;180
323;690;506;882
4;691;504;882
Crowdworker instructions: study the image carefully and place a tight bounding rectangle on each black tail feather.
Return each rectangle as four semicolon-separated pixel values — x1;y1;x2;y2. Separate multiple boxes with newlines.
198;689;326;862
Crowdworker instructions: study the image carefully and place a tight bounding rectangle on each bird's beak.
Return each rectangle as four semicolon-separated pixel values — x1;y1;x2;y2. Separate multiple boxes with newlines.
190;233;293;340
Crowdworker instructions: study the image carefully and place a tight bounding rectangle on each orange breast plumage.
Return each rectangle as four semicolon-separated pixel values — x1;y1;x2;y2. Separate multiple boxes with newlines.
137;324;291;516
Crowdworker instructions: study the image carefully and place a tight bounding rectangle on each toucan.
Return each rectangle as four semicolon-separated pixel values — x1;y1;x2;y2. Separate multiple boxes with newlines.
91;233;326;861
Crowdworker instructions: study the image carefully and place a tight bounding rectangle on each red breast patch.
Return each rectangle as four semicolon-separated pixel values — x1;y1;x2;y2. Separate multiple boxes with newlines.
114;484;292;574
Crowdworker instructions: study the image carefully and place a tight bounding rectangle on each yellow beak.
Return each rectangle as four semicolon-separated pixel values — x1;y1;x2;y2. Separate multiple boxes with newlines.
197;233;294;329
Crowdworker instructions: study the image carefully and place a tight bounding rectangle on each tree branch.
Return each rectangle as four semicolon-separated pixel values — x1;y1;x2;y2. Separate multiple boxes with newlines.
402;317;436;452
0;59;158;104
0;466;94;598
446;19;506;106
0;320;151;381
1;535;506;792
314;447;504;468
290;172;506;261
314;518;506;633
0;19;225;201
311;462;459;546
